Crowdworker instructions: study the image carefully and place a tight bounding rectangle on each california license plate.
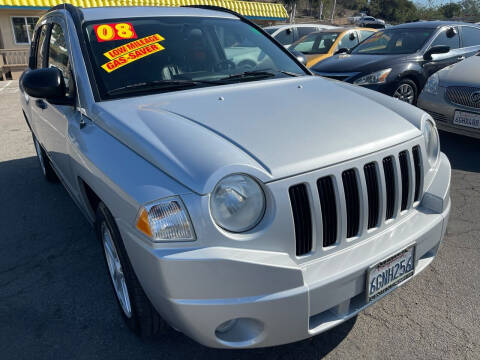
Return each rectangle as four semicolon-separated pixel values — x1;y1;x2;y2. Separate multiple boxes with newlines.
454;110;480;129
367;245;415;302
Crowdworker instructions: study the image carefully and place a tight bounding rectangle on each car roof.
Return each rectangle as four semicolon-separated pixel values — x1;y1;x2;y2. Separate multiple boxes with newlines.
306;27;376;34
392;20;478;29
264;24;336;30
76;6;238;22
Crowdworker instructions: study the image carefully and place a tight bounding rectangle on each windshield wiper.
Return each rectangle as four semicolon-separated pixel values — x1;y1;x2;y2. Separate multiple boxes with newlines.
218;70;276;82
107;79;219;96
279;70;303;77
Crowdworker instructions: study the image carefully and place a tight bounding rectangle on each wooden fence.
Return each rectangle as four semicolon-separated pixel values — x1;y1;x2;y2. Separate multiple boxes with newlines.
0;48;29;80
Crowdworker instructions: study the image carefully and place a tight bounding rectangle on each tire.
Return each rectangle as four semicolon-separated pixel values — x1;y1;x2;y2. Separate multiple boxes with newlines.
392;79;418;105
95;202;167;337
32;134;58;182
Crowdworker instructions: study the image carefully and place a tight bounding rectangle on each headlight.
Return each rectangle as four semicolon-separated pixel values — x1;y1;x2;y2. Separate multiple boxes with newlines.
353;68;392;86
423;118;440;168
210;174;265;233
135;197;195;241
423;73;439;95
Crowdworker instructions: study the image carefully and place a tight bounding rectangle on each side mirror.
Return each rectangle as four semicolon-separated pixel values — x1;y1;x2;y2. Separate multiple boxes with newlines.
446;27;457;38
289;49;307;65
21;67;73;105
349;33;356;41
423;45;450;60
334;47;349;55
286;28;292;35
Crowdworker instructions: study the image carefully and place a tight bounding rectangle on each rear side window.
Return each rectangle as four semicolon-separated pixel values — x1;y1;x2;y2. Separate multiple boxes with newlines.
337;31;358;50
358;30;375;42
461;26;480;47
35;25;49;68
297;27;317;38
275;28;294;45
431;27;459;49
48;23;74;97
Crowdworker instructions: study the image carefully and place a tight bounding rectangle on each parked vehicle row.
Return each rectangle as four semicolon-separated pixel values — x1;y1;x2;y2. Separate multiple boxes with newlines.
289;27;377;68
263;23;338;48
20;4;451;350
310;21;480;105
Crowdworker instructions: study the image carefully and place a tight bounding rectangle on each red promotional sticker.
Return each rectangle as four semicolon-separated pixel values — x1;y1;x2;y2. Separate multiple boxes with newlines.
94;23;138;42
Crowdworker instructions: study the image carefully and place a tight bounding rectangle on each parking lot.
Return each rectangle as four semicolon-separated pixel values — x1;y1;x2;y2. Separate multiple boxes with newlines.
1;80;479;359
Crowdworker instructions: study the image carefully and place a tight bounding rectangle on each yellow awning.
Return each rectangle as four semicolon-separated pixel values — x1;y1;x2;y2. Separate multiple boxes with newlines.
0;0;288;20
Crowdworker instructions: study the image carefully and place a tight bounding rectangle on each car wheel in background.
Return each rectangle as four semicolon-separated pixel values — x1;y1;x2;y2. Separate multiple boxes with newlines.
95;202;168;337
32;134;58;182
393;79;418;105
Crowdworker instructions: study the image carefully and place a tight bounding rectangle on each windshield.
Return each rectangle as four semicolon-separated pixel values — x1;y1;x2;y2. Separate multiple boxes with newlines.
292;32;341;54
84;17;306;99
351;28;434;55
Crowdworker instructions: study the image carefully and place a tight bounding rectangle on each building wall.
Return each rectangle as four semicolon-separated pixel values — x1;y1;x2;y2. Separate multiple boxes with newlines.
0;9;46;49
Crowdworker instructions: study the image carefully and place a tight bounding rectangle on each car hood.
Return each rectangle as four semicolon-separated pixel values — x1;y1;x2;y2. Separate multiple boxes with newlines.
92;76;421;194
438;55;480;86
311;53;411;74
305;54;331;68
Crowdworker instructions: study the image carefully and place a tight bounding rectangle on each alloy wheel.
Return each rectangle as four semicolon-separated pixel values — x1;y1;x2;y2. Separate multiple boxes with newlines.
102;222;132;318
393;83;415;104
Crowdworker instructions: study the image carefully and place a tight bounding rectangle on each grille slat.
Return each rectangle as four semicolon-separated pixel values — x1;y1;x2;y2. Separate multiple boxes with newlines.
399;151;410;211
412;146;422;202
383;157;396;220
290;147;423;255
289;184;313;256
342;170;361;238
364;162;380;229
317;177;338;247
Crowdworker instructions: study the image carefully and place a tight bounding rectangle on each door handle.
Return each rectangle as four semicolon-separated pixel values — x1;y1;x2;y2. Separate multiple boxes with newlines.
457;56;465;61
35;99;47;109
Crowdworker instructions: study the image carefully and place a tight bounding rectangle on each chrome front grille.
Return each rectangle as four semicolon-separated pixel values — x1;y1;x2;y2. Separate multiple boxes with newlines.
446;86;480;109
288;143;423;257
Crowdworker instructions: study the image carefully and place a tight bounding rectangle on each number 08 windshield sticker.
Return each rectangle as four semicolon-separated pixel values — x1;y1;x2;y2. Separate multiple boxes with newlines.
100;34;166;73
94;23;138;42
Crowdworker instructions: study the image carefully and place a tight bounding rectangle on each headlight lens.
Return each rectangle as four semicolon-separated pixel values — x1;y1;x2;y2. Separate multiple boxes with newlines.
353;68;392;86
210;174;265;233
136;197;195;241
423;118;440;168
423;73;439;95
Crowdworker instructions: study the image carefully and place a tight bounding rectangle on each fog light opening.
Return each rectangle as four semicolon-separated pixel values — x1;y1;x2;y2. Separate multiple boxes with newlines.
214;317;265;346
216;319;238;334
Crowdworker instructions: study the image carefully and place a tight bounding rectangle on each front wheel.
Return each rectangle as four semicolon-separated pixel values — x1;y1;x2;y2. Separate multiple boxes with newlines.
393;79;418;105
32;134;58;182
95;202;168;337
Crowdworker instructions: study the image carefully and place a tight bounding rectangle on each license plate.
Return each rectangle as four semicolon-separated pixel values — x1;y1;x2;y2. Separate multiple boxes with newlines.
454;110;480;129
367;245;415;302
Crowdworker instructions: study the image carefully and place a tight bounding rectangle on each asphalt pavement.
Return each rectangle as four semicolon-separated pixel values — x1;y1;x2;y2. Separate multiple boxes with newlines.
1;81;479;359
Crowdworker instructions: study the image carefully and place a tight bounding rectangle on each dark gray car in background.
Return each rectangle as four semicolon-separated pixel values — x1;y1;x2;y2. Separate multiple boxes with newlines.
418;53;480;139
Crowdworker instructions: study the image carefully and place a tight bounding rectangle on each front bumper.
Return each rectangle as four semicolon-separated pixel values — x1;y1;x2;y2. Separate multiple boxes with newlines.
359;82;399;96
418;87;480;139
118;154;451;349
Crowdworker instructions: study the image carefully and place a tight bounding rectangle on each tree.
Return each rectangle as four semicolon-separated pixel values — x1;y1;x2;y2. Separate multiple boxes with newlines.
461;0;480;17
368;0;418;23
331;0;337;22
439;3;462;18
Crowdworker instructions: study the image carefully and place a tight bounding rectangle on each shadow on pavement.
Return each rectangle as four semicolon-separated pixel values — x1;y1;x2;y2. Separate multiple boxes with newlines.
0;156;354;359
439;130;480;173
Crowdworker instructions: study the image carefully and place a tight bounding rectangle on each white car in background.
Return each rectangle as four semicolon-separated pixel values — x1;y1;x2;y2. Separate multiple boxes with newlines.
264;23;338;48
